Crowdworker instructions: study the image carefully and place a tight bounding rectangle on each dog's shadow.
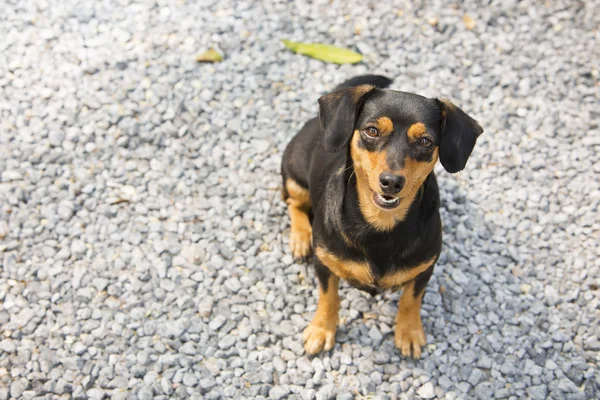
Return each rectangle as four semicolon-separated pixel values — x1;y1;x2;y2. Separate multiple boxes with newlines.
272;162;594;397
330;169;506;351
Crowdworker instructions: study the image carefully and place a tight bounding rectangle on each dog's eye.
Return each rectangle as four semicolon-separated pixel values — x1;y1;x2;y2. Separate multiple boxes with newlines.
419;137;433;148
364;127;379;138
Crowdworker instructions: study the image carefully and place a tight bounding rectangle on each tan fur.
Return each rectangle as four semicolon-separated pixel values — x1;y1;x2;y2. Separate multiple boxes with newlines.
379;257;436;289
351;84;374;101
395;279;427;358
315;246;374;286
338;229;358;249
286;179;310;208
407;122;427;142
303;274;340;354
376;116;394;136
350;131;439;231
285;179;312;259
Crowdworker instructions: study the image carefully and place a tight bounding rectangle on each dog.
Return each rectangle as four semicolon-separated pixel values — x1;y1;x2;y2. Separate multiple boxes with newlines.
281;75;483;358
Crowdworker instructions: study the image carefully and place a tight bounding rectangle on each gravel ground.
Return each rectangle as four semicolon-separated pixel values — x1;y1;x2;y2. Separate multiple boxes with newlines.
1;0;599;399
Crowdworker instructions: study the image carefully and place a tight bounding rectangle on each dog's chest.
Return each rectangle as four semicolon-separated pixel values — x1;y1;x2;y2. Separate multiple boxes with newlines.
315;245;434;291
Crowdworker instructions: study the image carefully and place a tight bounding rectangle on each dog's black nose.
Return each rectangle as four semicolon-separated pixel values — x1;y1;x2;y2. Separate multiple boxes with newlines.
379;172;404;195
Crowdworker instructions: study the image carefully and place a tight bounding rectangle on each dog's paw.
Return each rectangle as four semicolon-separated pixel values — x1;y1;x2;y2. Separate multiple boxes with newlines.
394;320;426;359
290;226;312;260
303;322;336;355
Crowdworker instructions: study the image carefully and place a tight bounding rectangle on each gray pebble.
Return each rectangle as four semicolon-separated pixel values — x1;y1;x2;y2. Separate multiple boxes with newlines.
10;379;29;398
269;385;290;400
0;2;597;399
209;315;227;330
417;382;435;399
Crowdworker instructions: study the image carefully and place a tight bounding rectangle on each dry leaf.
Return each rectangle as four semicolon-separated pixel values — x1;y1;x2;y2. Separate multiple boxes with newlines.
463;14;476;30
110;198;130;205
196;48;223;63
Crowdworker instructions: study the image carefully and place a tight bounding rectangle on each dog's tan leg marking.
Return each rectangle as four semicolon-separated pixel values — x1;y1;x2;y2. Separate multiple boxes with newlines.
395;279;427;359
303;274;340;354
285;179;312;259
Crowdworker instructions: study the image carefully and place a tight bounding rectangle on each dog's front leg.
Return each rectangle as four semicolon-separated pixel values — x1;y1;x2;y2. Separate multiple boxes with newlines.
395;264;434;359
303;263;340;354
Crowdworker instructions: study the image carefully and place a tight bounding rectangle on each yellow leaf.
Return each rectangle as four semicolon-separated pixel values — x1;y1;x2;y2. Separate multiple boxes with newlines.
196;48;223;63
463;14;476;30
282;40;363;64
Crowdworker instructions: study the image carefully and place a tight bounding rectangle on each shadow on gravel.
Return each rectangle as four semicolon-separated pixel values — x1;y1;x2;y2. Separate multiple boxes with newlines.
271;170;597;399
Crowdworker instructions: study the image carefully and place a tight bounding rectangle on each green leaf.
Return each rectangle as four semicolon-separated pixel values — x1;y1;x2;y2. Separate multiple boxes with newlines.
196;48;223;63
282;40;363;64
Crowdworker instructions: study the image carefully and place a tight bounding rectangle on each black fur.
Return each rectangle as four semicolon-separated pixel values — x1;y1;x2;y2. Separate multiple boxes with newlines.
318;75;393;153
435;99;484;173
334;74;393;90
281;75;482;299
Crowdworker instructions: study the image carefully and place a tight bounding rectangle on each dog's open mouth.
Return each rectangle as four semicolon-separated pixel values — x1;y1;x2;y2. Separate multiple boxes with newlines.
372;192;400;210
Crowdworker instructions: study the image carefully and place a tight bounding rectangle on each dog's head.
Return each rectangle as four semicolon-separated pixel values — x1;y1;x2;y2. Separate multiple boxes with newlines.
319;85;483;230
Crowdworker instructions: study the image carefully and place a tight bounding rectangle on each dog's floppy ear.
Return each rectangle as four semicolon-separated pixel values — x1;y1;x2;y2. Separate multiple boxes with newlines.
318;85;375;152
435;99;483;173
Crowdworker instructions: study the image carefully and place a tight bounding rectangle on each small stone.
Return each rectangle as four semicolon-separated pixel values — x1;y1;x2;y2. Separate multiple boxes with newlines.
49;131;65;146
86;388;105;400
296;357;313;373
200;377;216;390
58;205;74;221
71;240;86;256
183;372;198;387
137;387;153;400
468;368;485;386
218;335;236;349
451;269;469;285
10;378;28;398
209;315;226;330
254;140;270;153
545;286;559;306
368;325;383;341
181;244;205;264
526;385;547;400
417;382;435;399
1;170;23;182
72;342;87;355
545;359;558;370
199;296;215;317
160;377;173;395
269;385;290;400
179;342;196;355
0;339;16;353
273;357;286;373
225;278;242;293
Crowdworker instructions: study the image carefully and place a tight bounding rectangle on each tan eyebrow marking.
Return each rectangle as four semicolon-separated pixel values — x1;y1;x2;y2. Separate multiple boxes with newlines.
407;122;427;141
376;117;394;136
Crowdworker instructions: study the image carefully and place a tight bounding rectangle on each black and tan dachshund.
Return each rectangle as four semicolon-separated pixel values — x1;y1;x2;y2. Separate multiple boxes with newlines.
281;75;483;358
